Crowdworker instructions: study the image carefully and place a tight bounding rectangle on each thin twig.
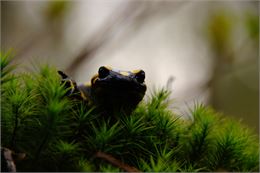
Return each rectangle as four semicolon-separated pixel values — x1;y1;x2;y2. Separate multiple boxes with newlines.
95;151;141;172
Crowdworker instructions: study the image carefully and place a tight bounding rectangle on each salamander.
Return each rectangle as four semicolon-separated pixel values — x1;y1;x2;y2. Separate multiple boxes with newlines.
58;66;146;115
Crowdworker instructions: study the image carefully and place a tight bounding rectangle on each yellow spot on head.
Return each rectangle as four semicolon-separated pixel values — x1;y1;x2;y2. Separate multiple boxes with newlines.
91;74;99;84
132;69;141;74
104;66;112;70
119;71;130;76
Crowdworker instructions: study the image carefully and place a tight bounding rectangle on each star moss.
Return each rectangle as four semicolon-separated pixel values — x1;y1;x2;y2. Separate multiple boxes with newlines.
1;51;259;172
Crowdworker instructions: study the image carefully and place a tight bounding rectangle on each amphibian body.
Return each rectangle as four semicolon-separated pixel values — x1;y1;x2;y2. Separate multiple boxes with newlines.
58;66;146;115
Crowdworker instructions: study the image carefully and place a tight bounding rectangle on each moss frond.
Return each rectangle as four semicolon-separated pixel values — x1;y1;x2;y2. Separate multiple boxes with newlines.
186;104;218;164
77;157;94;172
0;50;16;84
86;120;122;152
99;164;120;172
210;119;259;171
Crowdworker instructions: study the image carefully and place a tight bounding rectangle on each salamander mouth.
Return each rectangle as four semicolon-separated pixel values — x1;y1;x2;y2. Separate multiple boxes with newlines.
92;78;146;104
93;78;147;94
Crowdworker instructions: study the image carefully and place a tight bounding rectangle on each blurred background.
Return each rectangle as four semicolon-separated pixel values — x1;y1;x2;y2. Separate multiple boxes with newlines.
1;1;259;133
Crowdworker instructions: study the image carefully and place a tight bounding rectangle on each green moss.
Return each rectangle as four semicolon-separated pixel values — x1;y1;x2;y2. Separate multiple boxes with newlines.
1;51;259;172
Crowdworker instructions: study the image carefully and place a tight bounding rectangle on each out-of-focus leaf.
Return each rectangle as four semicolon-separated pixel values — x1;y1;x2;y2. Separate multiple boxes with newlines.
244;12;259;40
45;1;70;21
207;12;233;53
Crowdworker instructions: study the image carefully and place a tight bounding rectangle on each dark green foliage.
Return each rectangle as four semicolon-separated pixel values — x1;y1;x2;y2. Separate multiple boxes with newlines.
1;52;259;172
245;11;259;39
1;51;16;85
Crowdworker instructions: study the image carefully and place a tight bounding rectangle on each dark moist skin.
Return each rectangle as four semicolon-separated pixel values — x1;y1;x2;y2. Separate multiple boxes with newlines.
58;66;147;115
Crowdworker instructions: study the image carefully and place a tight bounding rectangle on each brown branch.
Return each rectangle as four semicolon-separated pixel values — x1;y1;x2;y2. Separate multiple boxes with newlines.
95;151;141;172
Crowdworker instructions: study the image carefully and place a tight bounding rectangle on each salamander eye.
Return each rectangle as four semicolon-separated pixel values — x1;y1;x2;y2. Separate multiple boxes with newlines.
135;70;145;83
98;66;110;78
